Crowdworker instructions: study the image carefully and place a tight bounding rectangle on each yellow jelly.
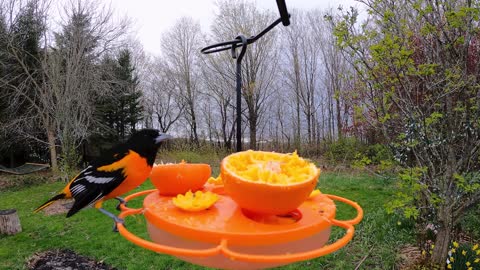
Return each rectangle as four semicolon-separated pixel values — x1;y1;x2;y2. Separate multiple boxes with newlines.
172;190;219;211
224;150;317;185
207;175;223;185
309;189;321;199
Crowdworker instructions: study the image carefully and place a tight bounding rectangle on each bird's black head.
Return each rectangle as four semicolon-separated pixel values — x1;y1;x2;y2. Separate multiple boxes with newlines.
126;129;172;166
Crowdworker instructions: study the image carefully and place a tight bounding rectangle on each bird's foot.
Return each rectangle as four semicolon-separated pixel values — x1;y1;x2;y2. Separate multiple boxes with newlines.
115;196;127;211
112;216;125;232
98;207;125;233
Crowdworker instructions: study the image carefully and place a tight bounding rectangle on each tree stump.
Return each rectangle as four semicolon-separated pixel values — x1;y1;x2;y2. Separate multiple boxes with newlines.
0;209;22;235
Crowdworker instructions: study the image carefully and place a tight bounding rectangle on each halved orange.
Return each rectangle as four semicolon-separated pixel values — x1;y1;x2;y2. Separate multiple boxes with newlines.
150;160;211;195
221;150;320;215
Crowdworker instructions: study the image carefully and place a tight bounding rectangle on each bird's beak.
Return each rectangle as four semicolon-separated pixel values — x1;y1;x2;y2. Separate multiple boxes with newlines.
155;133;172;144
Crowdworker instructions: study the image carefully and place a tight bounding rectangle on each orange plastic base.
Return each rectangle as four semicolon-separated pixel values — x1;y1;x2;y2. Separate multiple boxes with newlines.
116;186;363;269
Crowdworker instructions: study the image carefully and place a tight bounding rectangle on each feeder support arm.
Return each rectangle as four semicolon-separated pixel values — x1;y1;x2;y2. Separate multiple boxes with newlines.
201;0;291;152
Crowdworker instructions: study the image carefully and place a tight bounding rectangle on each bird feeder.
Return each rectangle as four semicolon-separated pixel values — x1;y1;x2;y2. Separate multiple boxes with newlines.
116;186;362;269
115;151;362;269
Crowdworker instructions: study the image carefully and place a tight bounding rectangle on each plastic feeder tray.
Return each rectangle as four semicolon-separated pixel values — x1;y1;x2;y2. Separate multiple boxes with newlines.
117;186;363;270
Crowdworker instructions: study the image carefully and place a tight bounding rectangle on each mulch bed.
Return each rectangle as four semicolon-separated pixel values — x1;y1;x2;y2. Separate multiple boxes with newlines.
396;245;423;270
41;199;74;216
27;249;117;270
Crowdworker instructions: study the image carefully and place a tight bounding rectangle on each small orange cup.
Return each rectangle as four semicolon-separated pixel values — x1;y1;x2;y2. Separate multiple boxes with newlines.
150;161;211;195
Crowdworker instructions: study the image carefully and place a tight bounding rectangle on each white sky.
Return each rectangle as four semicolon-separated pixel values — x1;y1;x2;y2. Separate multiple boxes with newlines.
110;0;362;55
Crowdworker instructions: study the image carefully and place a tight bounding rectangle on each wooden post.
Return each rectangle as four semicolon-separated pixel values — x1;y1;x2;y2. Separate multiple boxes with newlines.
0;209;22;235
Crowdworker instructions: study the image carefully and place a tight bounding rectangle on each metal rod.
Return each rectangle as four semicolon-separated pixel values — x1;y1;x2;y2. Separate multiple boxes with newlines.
201;16;288;55
276;0;290;26
200;1;291;152
234;35;248;152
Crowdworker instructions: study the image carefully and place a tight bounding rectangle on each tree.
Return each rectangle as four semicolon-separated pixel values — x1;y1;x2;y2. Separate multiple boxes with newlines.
282;10;324;145
161;17;201;145
96;49;143;141
0;0;128;173
333;0;480;267
0;0;49;167
311;9;351;141
282;9;305;149
143;58;184;133
200;49;237;149
212;0;279;149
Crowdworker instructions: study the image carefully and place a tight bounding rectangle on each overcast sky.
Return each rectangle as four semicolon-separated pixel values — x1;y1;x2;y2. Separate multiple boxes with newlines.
109;0;362;55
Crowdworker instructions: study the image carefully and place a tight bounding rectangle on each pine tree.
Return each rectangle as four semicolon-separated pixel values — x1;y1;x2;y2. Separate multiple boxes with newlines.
0;1;46;166
95;49;143;142
116;49;143;139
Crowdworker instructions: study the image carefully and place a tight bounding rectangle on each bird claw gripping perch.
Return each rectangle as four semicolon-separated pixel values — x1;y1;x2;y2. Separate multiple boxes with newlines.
115;196;128;211
112;217;125;233
98;208;125;232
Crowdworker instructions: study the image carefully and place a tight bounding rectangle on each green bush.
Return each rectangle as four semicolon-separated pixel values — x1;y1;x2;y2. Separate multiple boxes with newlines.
461;204;480;240
366;143;393;164
325;137;367;164
0;172;55;191
325;138;395;174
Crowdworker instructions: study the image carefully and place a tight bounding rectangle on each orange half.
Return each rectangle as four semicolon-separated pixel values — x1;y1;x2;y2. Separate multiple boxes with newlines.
221;150;320;215
150;161;211;195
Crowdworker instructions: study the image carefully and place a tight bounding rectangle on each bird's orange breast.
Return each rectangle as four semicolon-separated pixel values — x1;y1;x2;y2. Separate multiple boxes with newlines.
98;150;153;199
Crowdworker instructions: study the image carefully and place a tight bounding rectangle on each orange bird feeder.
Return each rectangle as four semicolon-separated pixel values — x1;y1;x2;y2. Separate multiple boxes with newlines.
115;153;363;269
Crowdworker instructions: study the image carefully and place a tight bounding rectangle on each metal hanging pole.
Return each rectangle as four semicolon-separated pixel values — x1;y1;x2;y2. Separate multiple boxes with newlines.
201;0;290;152
232;35;248;152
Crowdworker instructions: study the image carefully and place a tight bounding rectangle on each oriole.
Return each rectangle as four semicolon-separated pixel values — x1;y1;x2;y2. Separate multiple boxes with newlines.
34;129;171;230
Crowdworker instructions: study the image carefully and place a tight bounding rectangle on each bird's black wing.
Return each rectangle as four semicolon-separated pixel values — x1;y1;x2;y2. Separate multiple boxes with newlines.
66;141;132;217
90;143;130;168
66;165;126;217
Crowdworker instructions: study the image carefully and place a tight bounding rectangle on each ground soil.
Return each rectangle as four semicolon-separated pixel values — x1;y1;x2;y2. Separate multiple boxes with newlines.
40;199;74;216
396;245;423;270
26;249;117;270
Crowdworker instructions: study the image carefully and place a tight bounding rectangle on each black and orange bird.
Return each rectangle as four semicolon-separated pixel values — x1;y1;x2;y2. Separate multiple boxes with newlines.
34;129;171;230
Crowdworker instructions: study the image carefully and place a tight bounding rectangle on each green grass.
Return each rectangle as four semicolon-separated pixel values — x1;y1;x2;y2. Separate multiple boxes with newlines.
0;160;415;269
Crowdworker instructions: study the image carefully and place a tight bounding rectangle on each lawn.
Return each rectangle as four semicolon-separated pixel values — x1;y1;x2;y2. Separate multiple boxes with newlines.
0;153;416;270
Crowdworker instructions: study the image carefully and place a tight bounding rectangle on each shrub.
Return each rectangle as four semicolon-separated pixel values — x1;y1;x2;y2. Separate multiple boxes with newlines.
325;138;394;169
0;172;55;191
325;137;367;164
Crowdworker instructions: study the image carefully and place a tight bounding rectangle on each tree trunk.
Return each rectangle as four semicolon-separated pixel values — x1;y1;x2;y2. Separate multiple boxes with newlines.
432;205;453;269
0;209;22;235
294;53;301;151
336;96;343;139
432;225;451;269
306;112;312;144
189;100;199;146
47;128;58;173
249;115;257;150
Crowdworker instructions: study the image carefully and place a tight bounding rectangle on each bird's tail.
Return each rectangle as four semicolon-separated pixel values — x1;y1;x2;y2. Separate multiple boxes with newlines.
34;193;67;213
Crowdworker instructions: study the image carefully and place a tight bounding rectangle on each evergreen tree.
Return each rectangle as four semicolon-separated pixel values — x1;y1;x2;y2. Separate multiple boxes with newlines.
95;49;143;141
0;14;9;120
116;49;143;139
0;1;46;166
